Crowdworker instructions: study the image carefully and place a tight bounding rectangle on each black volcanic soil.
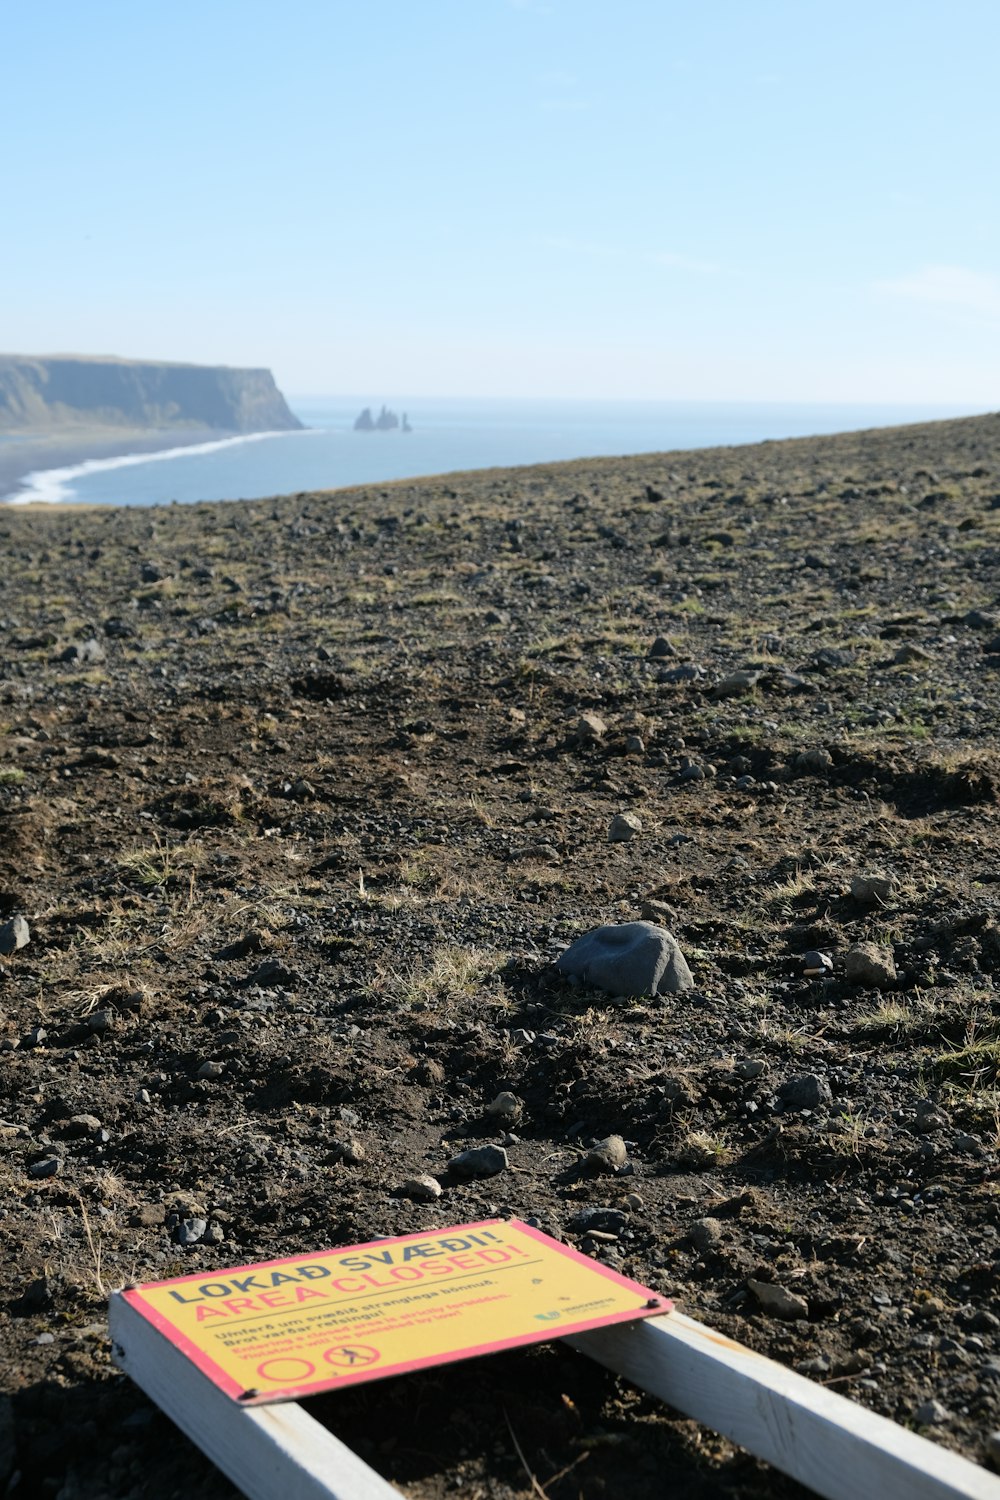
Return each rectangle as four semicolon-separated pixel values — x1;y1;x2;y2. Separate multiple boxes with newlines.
3;413;1000;1499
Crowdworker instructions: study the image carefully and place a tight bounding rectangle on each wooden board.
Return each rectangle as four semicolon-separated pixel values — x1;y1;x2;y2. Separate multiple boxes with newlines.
109;1291;397;1500
112;1289;1000;1500
568;1309;1000;1500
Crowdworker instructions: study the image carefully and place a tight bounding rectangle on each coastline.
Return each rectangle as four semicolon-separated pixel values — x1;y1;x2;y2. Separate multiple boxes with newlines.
0;427;248;505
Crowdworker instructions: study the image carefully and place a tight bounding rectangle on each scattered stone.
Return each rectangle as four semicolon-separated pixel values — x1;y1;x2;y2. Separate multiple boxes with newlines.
568;1207;628;1236
690;1217;724;1252
748;1278;809;1320
245;956;298;988
807;647;855;672
485;1091;522;1122
851;874;895;905
447;1145;509;1178
793;747;833;772
167;1192;206;1218
78;747;119;769
735;1059;765;1079
196;1060;225;1080
802;950;833;977
711;669;761;698
29;1157;61;1179
624;734;645;754
556;921;694;997
768;670;814;695
175;1218;208;1247
608;812;642;842
639;898;677;926
398;1174;443;1202
327;1137;366;1166
0;917;29;956
894;643;933;665
987;1431;1000;1466
647;636;675;659
59;638;106;664
64;1114;101;1136
131;1204;166;1228
778;1073;832;1111
964;609;997;631
658;663;706;683
914;1399;951;1426
575;712;607;741
913;1100;951;1134
586;1135;628;1173
797;1355;831;1377
845;942;897;988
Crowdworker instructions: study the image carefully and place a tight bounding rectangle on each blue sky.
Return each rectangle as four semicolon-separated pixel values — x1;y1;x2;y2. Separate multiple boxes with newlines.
2;0;998;402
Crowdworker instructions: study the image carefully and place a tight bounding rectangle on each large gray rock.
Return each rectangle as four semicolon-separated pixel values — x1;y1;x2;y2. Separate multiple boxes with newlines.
556;921;693;997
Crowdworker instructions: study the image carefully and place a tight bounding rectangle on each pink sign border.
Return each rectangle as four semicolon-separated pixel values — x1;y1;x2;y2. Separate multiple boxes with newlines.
123;1217;672;1404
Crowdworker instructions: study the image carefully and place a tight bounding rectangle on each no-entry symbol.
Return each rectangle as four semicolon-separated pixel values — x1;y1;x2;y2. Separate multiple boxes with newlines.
323;1344;380;1369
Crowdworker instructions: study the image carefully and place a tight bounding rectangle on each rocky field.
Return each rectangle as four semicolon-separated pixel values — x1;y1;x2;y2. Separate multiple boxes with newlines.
3;412;1000;1498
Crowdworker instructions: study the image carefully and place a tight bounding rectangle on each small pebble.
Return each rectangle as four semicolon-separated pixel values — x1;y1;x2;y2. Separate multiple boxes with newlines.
398;1174;443;1202
485;1091;522;1122
748;1278;809;1320
0;916;30;956
29;1157;61;1179
447;1145;508;1178
175;1218;208;1246
608;812;642;843
586;1134;628;1173
690;1217;724;1252
914;1399;951;1426
568;1207;628;1235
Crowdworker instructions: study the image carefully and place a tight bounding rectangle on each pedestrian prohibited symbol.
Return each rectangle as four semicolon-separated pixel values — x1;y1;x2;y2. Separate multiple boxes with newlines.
324;1345;380;1369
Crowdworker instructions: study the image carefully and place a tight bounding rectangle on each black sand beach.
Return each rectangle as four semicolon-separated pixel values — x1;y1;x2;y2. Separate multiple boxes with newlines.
0;429;234;504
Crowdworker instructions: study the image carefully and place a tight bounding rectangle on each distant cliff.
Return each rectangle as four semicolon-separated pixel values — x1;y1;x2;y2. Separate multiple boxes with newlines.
0;356;303;433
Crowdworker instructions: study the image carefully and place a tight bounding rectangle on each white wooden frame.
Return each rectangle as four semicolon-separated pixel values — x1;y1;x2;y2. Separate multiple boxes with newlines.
109;1295;1000;1500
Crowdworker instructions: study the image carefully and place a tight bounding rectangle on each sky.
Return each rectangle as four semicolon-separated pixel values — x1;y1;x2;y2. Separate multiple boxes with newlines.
2;0;998;404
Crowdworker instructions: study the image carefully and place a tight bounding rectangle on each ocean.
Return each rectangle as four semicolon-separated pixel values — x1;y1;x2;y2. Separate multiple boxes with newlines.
9;397;988;507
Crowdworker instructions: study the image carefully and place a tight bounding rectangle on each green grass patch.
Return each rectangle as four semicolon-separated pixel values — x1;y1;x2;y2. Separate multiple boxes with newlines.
934;1037;1000;1087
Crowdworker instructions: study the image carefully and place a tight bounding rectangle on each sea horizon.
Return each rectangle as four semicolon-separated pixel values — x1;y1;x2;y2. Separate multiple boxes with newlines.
2;395;993;508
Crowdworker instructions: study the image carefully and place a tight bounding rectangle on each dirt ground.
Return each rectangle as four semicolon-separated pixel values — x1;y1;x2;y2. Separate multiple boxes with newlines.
2;412;1000;1498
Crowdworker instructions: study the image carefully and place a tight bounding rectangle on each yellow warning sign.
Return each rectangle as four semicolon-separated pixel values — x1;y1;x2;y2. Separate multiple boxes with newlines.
123;1218;669;1403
